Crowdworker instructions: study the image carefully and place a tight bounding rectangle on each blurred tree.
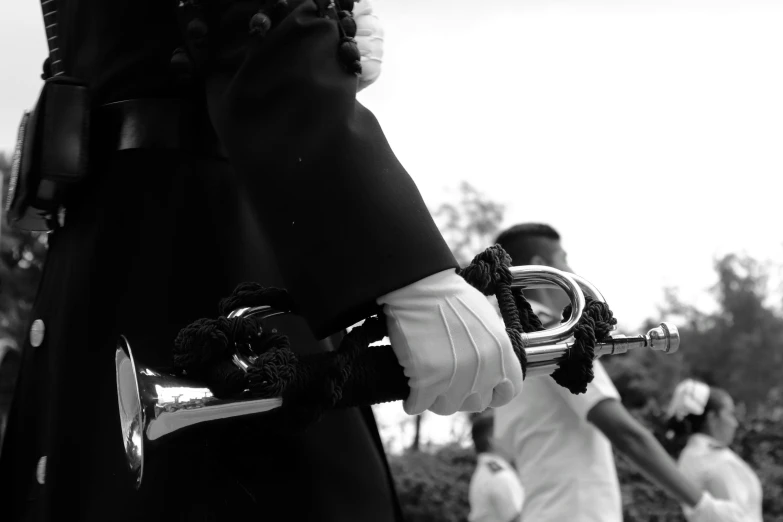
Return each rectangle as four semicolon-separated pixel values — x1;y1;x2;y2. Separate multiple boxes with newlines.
604;253;783;412
389;443;475;522
0;152;48;455
702;254;783;408
0;152;48;347
432;181;506;266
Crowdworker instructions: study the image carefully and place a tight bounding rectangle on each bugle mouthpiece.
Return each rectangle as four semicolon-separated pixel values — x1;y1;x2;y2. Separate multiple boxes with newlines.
647;322;679;354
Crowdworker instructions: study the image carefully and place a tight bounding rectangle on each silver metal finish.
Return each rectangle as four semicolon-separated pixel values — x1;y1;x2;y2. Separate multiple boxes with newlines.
568;273;607;304
226;306;287;372
115;336;282;489
115;337;145;489
525;322;680;378
509;266;586;347
509;267;618;332
511;269;605;303
650;322;679;354
565;273;616;331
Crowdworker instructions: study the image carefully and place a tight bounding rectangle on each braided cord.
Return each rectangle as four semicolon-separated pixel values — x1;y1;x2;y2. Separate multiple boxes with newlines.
172;246;615;424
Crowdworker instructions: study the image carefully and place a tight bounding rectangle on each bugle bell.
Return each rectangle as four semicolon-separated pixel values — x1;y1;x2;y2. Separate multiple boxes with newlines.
116;266;679;488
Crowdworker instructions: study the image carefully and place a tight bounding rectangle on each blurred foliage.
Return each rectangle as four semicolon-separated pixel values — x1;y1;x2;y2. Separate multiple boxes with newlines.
0;152;48;453
390;249;783;521
390;393;783;522
432;181;505;266
0;152;48;348
389;443;476;522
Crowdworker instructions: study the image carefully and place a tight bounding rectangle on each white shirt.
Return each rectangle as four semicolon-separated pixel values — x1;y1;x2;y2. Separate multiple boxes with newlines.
678;433;763;522
493;300;623;522
469;453;525;522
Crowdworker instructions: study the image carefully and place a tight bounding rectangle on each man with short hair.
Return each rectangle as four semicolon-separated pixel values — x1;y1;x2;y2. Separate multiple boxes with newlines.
468;412;524;522
492;223;745;522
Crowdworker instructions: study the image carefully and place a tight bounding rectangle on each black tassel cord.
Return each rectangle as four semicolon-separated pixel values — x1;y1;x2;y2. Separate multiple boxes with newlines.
173;245;617;425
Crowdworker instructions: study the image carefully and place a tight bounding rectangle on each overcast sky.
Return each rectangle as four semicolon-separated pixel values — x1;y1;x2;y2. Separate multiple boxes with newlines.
3;0;783;448
360;0;783;448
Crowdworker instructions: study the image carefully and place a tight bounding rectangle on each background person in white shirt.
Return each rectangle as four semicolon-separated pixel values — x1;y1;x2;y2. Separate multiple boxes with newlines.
468;412;525;522
667;379;764;521
492;223;746;522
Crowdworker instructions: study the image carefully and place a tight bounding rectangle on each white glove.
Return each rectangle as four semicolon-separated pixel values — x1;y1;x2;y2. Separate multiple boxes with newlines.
684;493;746;522
352;0;384;91
377;268;524;416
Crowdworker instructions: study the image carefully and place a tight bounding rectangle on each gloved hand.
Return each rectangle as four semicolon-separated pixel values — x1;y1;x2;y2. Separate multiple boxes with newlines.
377;268;524;415
352;0;384;91
684;492;746;522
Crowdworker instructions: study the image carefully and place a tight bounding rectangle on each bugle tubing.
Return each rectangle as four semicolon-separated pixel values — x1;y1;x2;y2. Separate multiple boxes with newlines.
115;266;678;488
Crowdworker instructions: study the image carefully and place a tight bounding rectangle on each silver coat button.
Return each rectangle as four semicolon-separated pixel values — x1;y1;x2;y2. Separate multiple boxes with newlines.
36;456;47;485
29;320;45;347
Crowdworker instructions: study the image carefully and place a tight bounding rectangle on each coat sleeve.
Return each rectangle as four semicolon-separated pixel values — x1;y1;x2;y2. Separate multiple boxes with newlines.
177;0;457;339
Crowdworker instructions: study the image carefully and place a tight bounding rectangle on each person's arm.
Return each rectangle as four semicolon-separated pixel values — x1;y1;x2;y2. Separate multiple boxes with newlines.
554;360;701;505
554;341;743;521
587;398;703;507
177;1;458;339
175;3;523;416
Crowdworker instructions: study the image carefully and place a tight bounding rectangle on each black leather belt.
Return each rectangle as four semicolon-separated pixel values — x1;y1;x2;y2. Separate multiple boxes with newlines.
95;98;228;158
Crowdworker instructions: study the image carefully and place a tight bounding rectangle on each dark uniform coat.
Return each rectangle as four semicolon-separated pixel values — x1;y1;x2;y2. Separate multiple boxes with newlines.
0;0;458;520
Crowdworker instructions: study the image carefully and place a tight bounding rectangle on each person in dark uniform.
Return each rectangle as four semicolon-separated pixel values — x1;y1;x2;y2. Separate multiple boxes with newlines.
0;1;522;520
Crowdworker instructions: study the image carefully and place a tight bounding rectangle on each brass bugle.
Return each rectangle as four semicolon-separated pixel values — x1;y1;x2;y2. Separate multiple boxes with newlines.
115;267;679;488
